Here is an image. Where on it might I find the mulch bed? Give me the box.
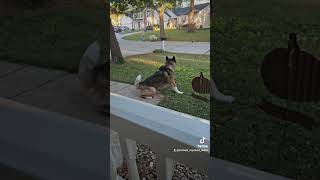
[117,144,208,180]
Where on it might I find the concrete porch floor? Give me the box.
[110,81,162,105]
[0,61,161,125]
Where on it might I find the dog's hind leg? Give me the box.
[141,87,156,99]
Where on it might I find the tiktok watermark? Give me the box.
[173,137,209,153]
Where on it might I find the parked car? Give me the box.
[113,26,121,33]
[119,26,129,31]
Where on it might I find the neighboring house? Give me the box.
[130,8,177,30]
[172,2,210,28]
[165,10,178,29]
[111,14,133,28]
[130,10,144,30]
[119,15,133,28]
[128,2,210,30]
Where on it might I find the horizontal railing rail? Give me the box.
[0,95,292,180]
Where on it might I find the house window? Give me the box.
[146,10,151,17]
[182,16,186,23]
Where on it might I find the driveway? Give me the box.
[116,32,210,57]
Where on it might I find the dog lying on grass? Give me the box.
[134,56,183,98]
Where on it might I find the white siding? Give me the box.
[120,16,133,28]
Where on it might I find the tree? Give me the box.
[110,2,125,63]
[144,9,147,28]
[188,0,195,32]
[110,13,123,26]
[156,2,167,40]
[177,0,183,7]
[109,17,124,64]
[153,0,176,51]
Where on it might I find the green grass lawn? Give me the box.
[111,52,210,120]
[0,1,106,72]
[123,28,210,42]
[212,0,320,179]
[119,29,141,35]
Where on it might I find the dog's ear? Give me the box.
[172,56,176,63]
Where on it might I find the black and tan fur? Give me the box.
[135,56,183,98]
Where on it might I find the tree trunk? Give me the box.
[158,4,166,40]
[143,9,147,28]
[188,0,195,32]
[110,23,124,64]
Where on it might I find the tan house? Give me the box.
[172,3,210,28]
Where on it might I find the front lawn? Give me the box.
[111,52,210,120]
[119,29,141,35]
[123,28,210,42]
[212,0,320,179]
[0,1,106,72]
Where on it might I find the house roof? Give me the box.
[172,3,210,16]
[165,10,177,18]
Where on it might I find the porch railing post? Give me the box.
[120,137,139,180]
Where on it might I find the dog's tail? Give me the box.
[134,74,142,88]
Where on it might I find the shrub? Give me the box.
[149,34,158,41]
[153,49,166,53]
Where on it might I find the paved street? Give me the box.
[116,32,210,57]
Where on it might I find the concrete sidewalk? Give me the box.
[0,61,160,125]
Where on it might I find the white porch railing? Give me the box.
[110,93,210,180]
[110,93,292,180]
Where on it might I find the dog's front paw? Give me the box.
[178,91,183,94]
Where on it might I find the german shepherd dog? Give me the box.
[134,56,183,98]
